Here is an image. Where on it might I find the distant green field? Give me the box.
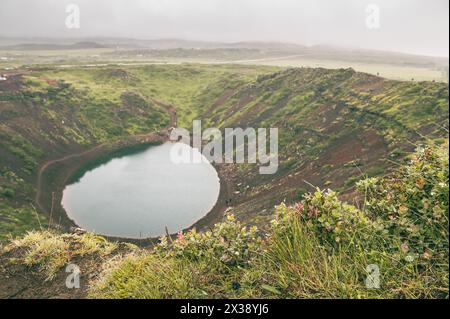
[1,47,447,83]
[247,57,448,82]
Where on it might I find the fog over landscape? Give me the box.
[0,0,448,57]
[0,0,449,301]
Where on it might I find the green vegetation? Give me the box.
[201,67,448,220]
[0,204,45,241]
[0,64,277,238]
[89,142,449,298]
[7,230,118,280]
[0,65,448,241]
[2,142,447,298]
[36,64,277,128]
[1,42,447,82]
[0,61,448,299]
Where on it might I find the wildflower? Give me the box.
[400,243,409,253]
[158,236,169,248]
[294,202,304,213]
[398,205,408,215]
[177,231,184,242]
[415,178,425,189]
[226,214,236,222]
[308,207,321,218]
[423,251,432,260]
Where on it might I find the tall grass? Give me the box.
[3,142,447,298]
[88,142,448,299]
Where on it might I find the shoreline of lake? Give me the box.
[61,142,221,239]
[35,131,232,245]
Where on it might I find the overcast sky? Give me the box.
[0,0,448,57]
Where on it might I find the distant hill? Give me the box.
[0,37,447,64]
[0,37,447,82]
[0,41,109,51]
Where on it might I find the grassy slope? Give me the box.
[0,63,448,298]
[0,65,448,239]
[1,142,447,298]
[0,73,168,239]
[0,64,276,239]
[36,64,278,128]
[200,68,448,224]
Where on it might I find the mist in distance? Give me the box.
[0,0,448,57]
